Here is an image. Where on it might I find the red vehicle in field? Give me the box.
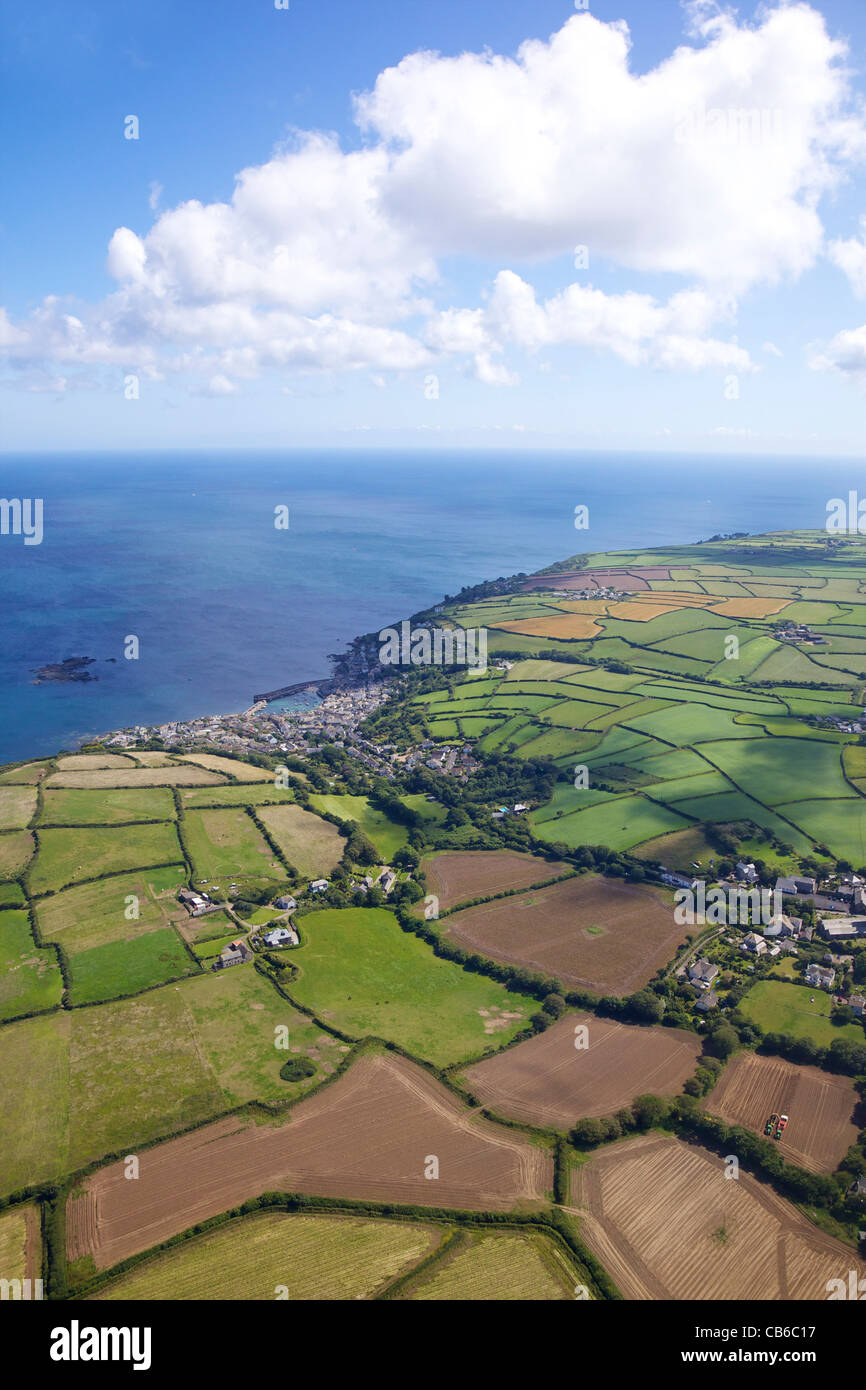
[775,1114,789,1140]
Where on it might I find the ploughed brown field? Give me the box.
[520,569,669,592]
[462,1013,702,1129]
[442,874,683,995]
[570,1133,866,1301]
[704,1052,861,1175]
[66,1051,551,1272]
[421,850,570,914]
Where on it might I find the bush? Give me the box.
[279,1057,317,1082]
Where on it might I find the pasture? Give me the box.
[289,907,536,1065]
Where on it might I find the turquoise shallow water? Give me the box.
[0,448,845,763]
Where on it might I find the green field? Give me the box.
[0,908,63,1020]
[181,783,297,809]
[94,1212,437,1300]
[39,787,175,826]
[699,738,851,807]
[738,981,864,1047]
[36,867,188,953]
[531,793,690,851]
[0,966,334,1196]
[28,822,183,895]
[288,907,536,1066]
[306,794,413,861]
[183,808,286,884]
[66,928,198,1005]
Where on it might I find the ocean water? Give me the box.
[0,449,849,764]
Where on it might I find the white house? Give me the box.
[309,879,329,894]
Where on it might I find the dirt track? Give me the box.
[704,1052,861,1174]
[463,1013,701,1129]
[67,1051,552,1272]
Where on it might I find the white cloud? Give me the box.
[428,270,755,378]
[828,217,866,298]
[2,5,864,391]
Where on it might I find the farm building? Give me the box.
[309,879,329,894]
[736,862,759,884]
[849,995,866,1018]
[274,896,297,912]
[178,887,213,918]
[820,917,866,941]
[695,990,719,1013]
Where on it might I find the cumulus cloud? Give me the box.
[428,270,755,379]
[2,4,864,391]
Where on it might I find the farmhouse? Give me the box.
[378,869,397,893]
[213,939,253,971]
[688,959,719,990]
[736,862,759,884]
[309,879,329,894]
[848,994,866,1017]
[274,896,297,912]
[263,926,299,947]
[741,932,767,956]
[805,963,836,991]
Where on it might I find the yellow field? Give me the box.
[0,831,35,876]
[178,755,272,782]
[405,1229,579,1301]
[92,1213,438,1301]
[493,615,603,640]
[0,1203,38,1284]
[45,768,226,789]
[54,754,137,770]
[0,785,37,830]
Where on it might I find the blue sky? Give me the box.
[5,0,866,453]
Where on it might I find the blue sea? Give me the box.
[0,449,851,764]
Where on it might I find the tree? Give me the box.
[542,992,567,1019]
[569,1117,607,1147]
[625,990,664,1024]
[632,1094,670,1129]
[705,1024,738,1059]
